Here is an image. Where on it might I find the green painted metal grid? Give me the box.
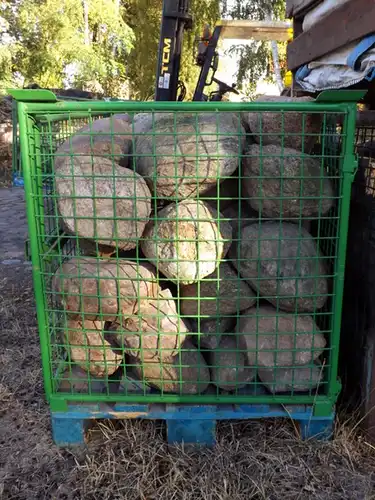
[11,92,108,179]
[14,93,360,412]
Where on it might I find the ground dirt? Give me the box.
[1,187,375,499]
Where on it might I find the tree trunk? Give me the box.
[83,0,90,46]
[113,0,121,56]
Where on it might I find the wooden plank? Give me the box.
[218,20,292,42]
[286,0,322,18]
[287,0,375,70]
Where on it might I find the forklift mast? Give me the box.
[155,0,192,101]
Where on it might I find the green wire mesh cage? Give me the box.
[11,91,125,184]
[14,91,360,411]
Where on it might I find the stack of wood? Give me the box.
[54,97,333,395]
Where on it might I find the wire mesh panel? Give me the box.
[16,95,358,409]
[11,94,105,183]
[341,115,375,430]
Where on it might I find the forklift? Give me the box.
[154,0,292,102]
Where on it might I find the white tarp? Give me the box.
[302,0,351,32]
[295,35,375,92]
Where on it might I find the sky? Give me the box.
[214,0,280,99]
[215,37,280,100]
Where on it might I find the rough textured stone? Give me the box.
[231,222,328,312]
[55,116,132,168]
[132,340,210,394]
[110,288,189,361]
[238,305,326,368]
[190,316,235,350]
[66,319,122,376]
[180,262,256,317]
[243,144,334,218]
[55,156,152,250]
[52,257,160,321]
[141,200,232,285]
[134,112,244,199]
[209,335,256,391]
[245,95,322,152]
[259,365,323,393]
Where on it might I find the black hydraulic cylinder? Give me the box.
[193,25,222,101]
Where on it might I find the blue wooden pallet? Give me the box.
[51,402,335,447]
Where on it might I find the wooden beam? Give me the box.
[287,0,375,71]
[286,0,322,19]
[218,20,293,42]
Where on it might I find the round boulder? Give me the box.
[55,156,152,250]
[110,289,189,361]
[55,116,132,168]
[209,335,256,391]
[245,95,322,152]
[238,305,326,368]
[134,112,244,199]
[132,340,210,394]
[141,200,232,285]
[243,144,334,218]
[231,222,328,312]
[180,261,256,317]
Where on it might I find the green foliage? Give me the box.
[122,0,161,100]
[223,0,285,21]
[0,15,18,89]
[124,0,220,100]
[0,0,134,95]
[223,0,287,97]
[73,0,134,96]
[229,42,272,97]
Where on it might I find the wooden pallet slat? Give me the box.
[287,0,375,71]
[50,403,335,447]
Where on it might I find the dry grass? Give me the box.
[1,265,375,500]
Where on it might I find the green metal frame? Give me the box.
[11,90,105,179]
[12,89,363,413]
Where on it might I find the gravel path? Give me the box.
[0,187,29,263]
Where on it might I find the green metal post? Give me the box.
[17,102,53,402]
[325,100,359,405]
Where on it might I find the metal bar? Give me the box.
[11,100,19,175]
[21,100,352,114]
[49,393,333,406]
[193,26,222,102]
[155,0,192,101]
[17,103,53,402]
[327,100,358,400]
